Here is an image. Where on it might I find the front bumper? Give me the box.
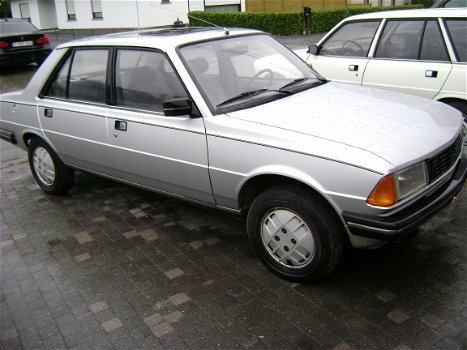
[343,157,466,241]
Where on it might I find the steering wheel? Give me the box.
[243,68,274,90]
[342,41,364,56]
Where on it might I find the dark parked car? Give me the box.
[0,18,52,68]
[432,0,466,7]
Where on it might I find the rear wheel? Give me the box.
[247,184,345,282]
[28,137,74,195]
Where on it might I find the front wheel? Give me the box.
[28,137,74,195]
[247,185,345,283]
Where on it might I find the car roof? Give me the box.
[57,26,262,51]
[343,8,466,21]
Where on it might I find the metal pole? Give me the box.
[135,0,141,29]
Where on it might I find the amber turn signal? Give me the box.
[367,175,396,207]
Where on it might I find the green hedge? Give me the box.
[411,0,435,8]
[189,5,423,35]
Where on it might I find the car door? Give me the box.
[362,19,452,99]
[308,20,381,84]
[106,48,214,204]
[39,48,114,174]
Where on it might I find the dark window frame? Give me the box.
[317,19,382,58]
[374,18,450,62]
[443,18,467,62]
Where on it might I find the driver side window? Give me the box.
[320,21,380,57]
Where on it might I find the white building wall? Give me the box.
[12,0,245,30]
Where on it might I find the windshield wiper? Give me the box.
[279,77,326,91]
[216,89,289,108]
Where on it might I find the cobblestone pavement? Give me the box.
[1,37,466,350]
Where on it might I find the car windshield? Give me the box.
[179,34,321,111]
[0,21,38,34]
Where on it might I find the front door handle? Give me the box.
[425,70,438,78]
[114,120,127,131]
[348,64,359,72]
[44,108,53,118]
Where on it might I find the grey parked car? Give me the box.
[1,27,465,282]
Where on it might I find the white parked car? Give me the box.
[1,27,466,282]
[296,9,467,114]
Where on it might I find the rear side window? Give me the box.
[44,48,109,104]
[376,20,449,61]
[446,19,467,62]
[376,20,424,60]
[319,21,380,57]
[420,21,449,61]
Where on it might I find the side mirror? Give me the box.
[163,98,196,117]
[308,44,319,55]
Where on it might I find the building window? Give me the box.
[19,3,31,20]
[205,4,240,12]
[91,0,103,19]
[66,0,76,20]
[161,0,171,4]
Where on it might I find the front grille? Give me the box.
[427,133,462,182]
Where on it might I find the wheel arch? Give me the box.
[238,172,342,224]
[436,97,467,115]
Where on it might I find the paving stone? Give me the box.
[89,301,109,314]
[123,230,139,239]
[204,237,221,246]
[139,229,158,241]
[0,328,18,342]
[394,344,411,350]
[144,313,163,327]
[375,289,397,303]
[150,322,174,338]
[164,268,184,280]
[169,292,191,306]
[101,318,123,333]
[421,313,444,329]
[74,253,92,263]
[74,231,94,244]
[164,310,184,324]
[387,309,411,324]
[332,342,353,350]
[189,240,204,249]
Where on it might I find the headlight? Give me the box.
[367,162,428,207]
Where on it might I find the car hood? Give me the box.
[226,82,462,168]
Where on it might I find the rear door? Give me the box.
[362,19,452,99]
[308,20,381,84]
[39,48,114,174]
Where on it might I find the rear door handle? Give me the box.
[425,70,438,78]
[114,120,127,131]
[44,108,53,118]
[348,65,359,72]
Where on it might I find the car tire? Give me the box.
[247,184,345,283]
[28,137,74,195]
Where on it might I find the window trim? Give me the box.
[442,17,466,63]
[373,18,451,63]
[110,46,194,115]
[40,47,110,106]
[317,19,382,59]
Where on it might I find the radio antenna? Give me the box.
[187,13,229,35]
[146,3,230,35]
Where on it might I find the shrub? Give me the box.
[188,5,423,35]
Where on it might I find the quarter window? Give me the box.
[44,49,108,104]
[319,21,380,57]
[420,21,449,61]
[446,19,467,62]
[115,50,187,112]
